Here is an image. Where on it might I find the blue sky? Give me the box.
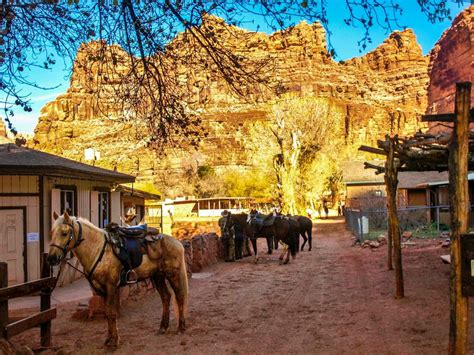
[7,1,472,134]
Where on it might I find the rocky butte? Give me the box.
[30,15,431,194]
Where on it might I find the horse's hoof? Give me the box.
[253,258,259,264]
[105,344,118,352]
[104,337,119,351]
[158,327,168,335]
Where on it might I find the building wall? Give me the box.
[345,184,386,209]
[407,189,427,206]
[0,175,40,281]
[42,176,114,248]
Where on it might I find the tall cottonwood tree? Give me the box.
[247,96,345,214]
[0,0,464,142]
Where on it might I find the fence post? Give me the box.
[437,206,440,234]
[0,262,7,339]
[40,253,52,347]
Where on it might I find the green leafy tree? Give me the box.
[247,95,346,214]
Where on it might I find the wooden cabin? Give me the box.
[0,144,135,285]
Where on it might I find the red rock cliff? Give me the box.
[30,17,430,193]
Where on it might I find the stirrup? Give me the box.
[126,270,138,284]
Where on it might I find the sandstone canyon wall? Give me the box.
[30,16,431,195]
[427,5,473,122]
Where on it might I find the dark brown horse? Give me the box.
[221,213,274,261]
[286,215,313,251]
[247,211,297,264]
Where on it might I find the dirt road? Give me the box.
[12,217,474,354]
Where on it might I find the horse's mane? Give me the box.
[53,215,105,235]
[76,217,106,235]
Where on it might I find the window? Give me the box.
[60,189,75,216]
[374,190,383,197]
[98,192,109,228]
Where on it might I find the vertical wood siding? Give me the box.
[0,195,40,281]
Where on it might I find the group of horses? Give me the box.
[46,209,313,349]
[221,209,313,264]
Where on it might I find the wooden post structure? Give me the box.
[448,82,471,355]
[384,135,404,298]
[0,263,7,339]
[387,226,393,270]
[40,253,52,347]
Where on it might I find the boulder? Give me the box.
[369,241,380,248]
[377,234,388,245]
[402,231,413,239]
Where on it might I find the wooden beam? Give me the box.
[40,253,52,347]
[0,263,7,339]
[448,82,471,354]
[358,145,387,156]
[363,162,385,174]
[422,108,474,122]
[5,308,56,338]
[0,277,56,300]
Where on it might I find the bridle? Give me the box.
[50,219,84,262]
[50,218,108,296]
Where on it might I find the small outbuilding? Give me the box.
[0,143,135,285]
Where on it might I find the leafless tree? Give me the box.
[0,0,464,144]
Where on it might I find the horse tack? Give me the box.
[48,213,189,348]
[105,223,164,286]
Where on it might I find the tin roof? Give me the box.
[0,144,135,183]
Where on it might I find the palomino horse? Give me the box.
[246,211,298,264]
[47,212,188,349]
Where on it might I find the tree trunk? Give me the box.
[384,135,404,298]
[387,227,393,270]
[448,82,471,355]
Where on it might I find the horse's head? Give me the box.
[47,211,83,266]
[246,210,259,228]
[247,209,258,223]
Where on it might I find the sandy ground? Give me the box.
[10,217,474,354]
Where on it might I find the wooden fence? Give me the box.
[0,253,56,348]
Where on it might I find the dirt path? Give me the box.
[12,218,474,354]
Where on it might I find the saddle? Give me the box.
[251,213,276,228]
[105,223,163,286]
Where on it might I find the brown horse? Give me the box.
[247,211,297,264]
[220,213,274,263]
[47,212,188,349]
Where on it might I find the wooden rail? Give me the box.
[0,253,56,348]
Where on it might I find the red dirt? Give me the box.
[10,218,474,354]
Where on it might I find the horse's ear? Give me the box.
[52,211,59,221]
[63,211,70,222]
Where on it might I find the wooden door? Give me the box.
[0,209,25,285]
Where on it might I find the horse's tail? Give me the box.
[170,246,189,321]
[179,249,189,316]
[290,230,298,257]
